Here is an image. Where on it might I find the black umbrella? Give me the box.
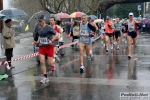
[0,13,5,20]
[88,15,98,21]
[27,11,60,32]
[0,8,27,19]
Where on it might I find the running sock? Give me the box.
[44,74,47,78]
[81,63,83,66]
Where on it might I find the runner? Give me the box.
[126,12,140,58]
[121,18,128,43]
[114,18,122,50]
[112,19,116,45]
[56,20,63,42]
[105,17,114,52]
[88,17,98,57]
[79,15,95,72]
[32,15,58,84]
[49,17,62,63]
[100,21,106,47]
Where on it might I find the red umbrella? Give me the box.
[55,12,71,19]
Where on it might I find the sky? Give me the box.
[3,0,9,9]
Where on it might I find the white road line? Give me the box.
[13,76,150,87]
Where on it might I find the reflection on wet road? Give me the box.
[1,33,150,100]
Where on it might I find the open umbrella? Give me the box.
[94,19,104,23]
[0,13,5,20]
[88,15,98,20]
[55,12,71,19]
[70,12,87,18]
[0,8,27,19]
[27,11,59,32]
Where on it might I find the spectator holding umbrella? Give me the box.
[2,19,15,68]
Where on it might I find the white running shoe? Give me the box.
[90,53,93,58]
[80,65,84,72]
[106,48,109,52]
[110,45,113,50]
[117,46,120,50]
[40,77,49,84]
[103,44,105,47]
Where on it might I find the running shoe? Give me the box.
[90,53,93,58]
[51,66,55,71]
[117,46,120,50]
[103,44,105,47]
[88,56,92,61]
[128,55,132,59]
[40,77,49,84]
[106,48,109,52]
[54,55,60,63]
[110,45,113,50]
[80,65,84,72]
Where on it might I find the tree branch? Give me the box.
[83,0,92,11]
[63,0,69,13]
[57,0,64,13]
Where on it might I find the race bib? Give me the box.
[40,37,48,44]
[80,30,87,35]
[129,28,134,32]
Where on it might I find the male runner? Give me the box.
[79,15,95,72]
[32,15,58,84]
[49,17,62,63]
[88,17,98,57]
[126,12,140,58]
[114,18,122,50]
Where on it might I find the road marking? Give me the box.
[12,76,150,87]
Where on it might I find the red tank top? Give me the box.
[54,25,59,33]
[53,25,59,41]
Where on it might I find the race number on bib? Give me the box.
[40,37,48,44]
[129,28,134,32]
[80,30,87,35]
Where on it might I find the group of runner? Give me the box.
[32,12,141,84]
[100,12,140,59]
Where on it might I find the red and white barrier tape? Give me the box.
[11,52,39,62]
[0,61,10,69]
[58,41,78,49]
[0,36,100,69]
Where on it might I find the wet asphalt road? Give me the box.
[1,32,150,100]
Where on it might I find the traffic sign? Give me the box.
[138,5,141,10]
